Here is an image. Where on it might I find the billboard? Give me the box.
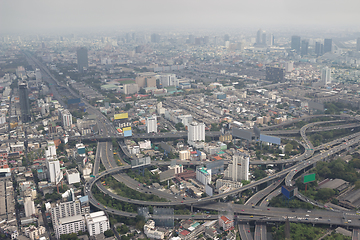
[68,98,81,105]
[131,156,151,168]
[281,186,297,200]
[232,128,252,141]
[260,134,281,145]
[123,127,131,132]
[124,130,132,137]
[114,113,128,120]
[303,173,316,184]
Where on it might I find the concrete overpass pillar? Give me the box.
[191,204,193,213]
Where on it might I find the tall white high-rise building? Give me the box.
[321,67,331,85]
[61,109,73,128]
[24,197,36,217]
[188,122,205,142]
[146,115,157,133]
[224,153,249,181]
[159,74,178,87]
[285,61,294,73]
[35,68,42,86]
[84,211,110,236]
[47,160,62,184]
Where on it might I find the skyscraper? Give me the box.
[19,82,31,123]
[301,40,309,56]
[77,47,88,73]
[256,29,262,45]
[266,66,285,83]
[291,36,301,52]
[321,67,331,85]
[324,39,332,53]
[188,122,205,142]
[315,42,324,56]
[151,33,160,43]
[262,31,267,46]
[357,38,360,51]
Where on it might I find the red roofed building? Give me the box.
[179,230,190,236]
[219,216,234,231]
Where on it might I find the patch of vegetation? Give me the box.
[271,222,327,240]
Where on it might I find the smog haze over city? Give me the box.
[2,1,360,240]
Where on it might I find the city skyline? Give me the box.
[1,0,360,34]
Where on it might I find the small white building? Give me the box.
[144,219,165,239]
[54,215,86,239]
[24,197,36,217]
[24,225,46,240]
[66,169,80,184]
[84,211,110,236]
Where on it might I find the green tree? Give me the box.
[104,229,114,237]
[285,143,293,153]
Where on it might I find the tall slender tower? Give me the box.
[77,47,88,73]
[19,82,31,123]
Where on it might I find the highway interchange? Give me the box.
[27,53,360,239]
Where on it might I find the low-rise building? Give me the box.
[84,211,110,236]
[66,169,80,184]
[219,216,234,231]
[54,215,85,239]
[144,219,165,239]
[24,225,46,240]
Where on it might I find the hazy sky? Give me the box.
[1,0,360,34]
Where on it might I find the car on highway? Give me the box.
[97,203,100,205]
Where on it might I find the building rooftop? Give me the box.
[58,215,84,225]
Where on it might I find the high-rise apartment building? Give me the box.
[47,160,62,184]
[151,33,161,43]
[61,109,73,128]
[77,47,88,73]
[324,39,332,53]
[51,200,82,226]
[84,211,110,236]
[357,38,360,52]
[19,82,31,123]
[291,36,301,52]
[224,153,249,181]
[321,67,331,85]
[146,115,157,133]
[188,122,205,142]
[54,215,85,239]
[45,140,57,159]
[256,29,262,45]
[35,68,41,86]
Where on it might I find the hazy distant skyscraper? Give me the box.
[256,29,263,45]
[315,42,324,56]
[224,34,230,42]
[268,33,274,46]
[357,38,360,52]
[324,39,332,53]
[301,40,309,56]
[19,82,31,123]
[262,32,267,46]
[291,36,301,52]
[151,33,160,43]
[77,47,88,73]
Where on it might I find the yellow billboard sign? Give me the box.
[114,113,128,120]
[123,127,131,132]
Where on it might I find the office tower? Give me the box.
[151,33,160,43]
[47,160,62,184]
[61,109,73,128]
[256,29,263,45]
[146,115,157,133]
[301,40,309,56]
[284,61,294,73]
[262,31,267,46]
[24,197,36,217]
[224,153,249,181]
[324,39,332,53]
[84,211,110,236]
[18,82,31,123]
[268,33,274,46]
[35,68,41,86]
[357,38,360,51]
[265,66,285,82]
[77,47,88,73]
[291,36,301,52]
[224,34,230,42]
[315,42,324,56]
[124,83,139,95]
[188,122,205,142]
[321,67,331,85]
